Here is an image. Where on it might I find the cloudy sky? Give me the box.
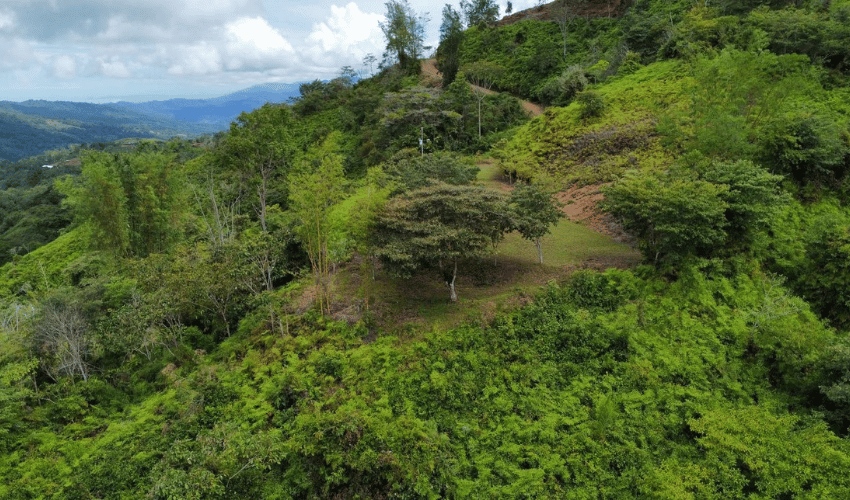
[0,0,538,103]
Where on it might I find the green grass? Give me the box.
[349,216,637,333]
[329,160,641,333]
[495,60,687,185]
[498,219,635,267]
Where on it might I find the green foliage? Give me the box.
[373,183,513,300]
[7,3,850,496]
[602,169,729,265]
[759,110,849,186]
[691,406,850,497]
[437,4,465,86]
[796,209,850,329]
[380,0,428,74]
[211,103,300,229]
[575,89,605,119]
[701,159,785,248]
[57,150,186,257]
[290,133,347,313]
[537,64,588,106]
[496,60,685,185]
[376,80,527,156]
[383,149,479,193]
[0,183,72,266]
[509,182,563,263]
[818,335,850,433]
[0,228,88,298]
[461,0,500,27]
[661,48,819,163]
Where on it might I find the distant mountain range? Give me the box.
[0,82,304,162]
[111,82,303,129]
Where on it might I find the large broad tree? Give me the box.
[372,183,513,302]
[601,170,729,265]
[380,0,429,74]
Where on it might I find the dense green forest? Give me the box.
[0,101,226,163]
[2,0,850,497]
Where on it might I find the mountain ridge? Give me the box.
[0,82,306,162]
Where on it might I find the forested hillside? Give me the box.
[0,101,223,162]
[2,0,850,497]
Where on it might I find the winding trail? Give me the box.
[422,59,633,250]
[421,59,544,117]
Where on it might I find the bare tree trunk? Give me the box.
[447,259,458,302]
[478,96,482,137]
[536,238,543,264]
[257,162,272,233]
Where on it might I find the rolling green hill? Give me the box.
[1,1,850,497]
[0,100,219,162]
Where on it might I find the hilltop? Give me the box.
[2,0,850,497]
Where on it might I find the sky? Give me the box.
[0,0,539,103]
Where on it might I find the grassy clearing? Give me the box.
[334,217,637,334]
[323,161,640,333]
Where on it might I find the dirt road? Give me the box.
[421,59,544,117]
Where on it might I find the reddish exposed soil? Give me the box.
[555,183,633,244]
[487,164,633,245]
[497,0,632,27]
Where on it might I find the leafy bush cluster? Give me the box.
[3,265,850,497]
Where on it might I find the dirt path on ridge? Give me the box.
[421,59,544,117]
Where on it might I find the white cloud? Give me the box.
[101,59,131,78]
[0,9,15,31]
[304,3,384,70]
[225,17,293,61]
[52,54,76,79]
[0,38,35,71]
[168,43,223,76]
[307,3,383,51]
[96,16,170,43]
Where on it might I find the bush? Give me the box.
[537,65,587,106]
[576,90,606,119]
[759,111,848,186]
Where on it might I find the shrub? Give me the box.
[576,90,606,119]
[537,65,587,106]
[759,112,848,186]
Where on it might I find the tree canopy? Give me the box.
[380,0,428,74]
[373,183,513,301]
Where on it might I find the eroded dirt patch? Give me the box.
[556,183,633,245]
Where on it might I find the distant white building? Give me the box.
[41,165,54,169]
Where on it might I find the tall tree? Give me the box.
[510,183,564,264]
[437,4,464,86]
[373,183,513,302]
[551,0,586,60]
[213,103,298,233]
[379,0,429,74]
[289,133,347,314]
[461,61,504,137]
[56,150,185,257]
[460,0,500,27]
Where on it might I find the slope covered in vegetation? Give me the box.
[2,0,850,498]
